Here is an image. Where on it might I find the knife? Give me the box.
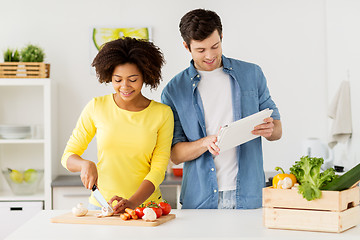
[91,184,114,213]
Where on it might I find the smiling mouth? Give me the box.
[204,59,215,64]
[120,91,134,97]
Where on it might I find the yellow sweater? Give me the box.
[61,94,174,207]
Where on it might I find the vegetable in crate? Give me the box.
[290,156,337,201]
[272,167,297,189]
[321,162,360,191]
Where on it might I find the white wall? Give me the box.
[0,0,340,175]
[326,0,360,170]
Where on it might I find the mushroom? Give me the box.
[101,206,114,217]
[278,177,294,189]
[142,208,157,222]
[72,203,88,217]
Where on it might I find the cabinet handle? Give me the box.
[10,207,23,211]
[63,194,90,198]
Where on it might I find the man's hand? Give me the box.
[252,117,274,138]
[202,135,220,156]
[252,118,282,141]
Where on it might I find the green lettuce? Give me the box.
[290,156,337,201]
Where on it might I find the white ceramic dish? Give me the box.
[0,125,31,139]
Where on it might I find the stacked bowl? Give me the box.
[0,125,31,139]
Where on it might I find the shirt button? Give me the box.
[211,168,215,171]
[193,83,195,87]
[229,67,232,70]
[214,189,217,193]
[197,74,200,78]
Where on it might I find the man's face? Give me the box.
[185,30,223,71]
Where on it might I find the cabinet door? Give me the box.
[52,187,90,210]
[0,201,43,239]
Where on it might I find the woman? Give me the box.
[61,37,174,214]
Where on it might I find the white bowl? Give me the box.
[0,125,31,139]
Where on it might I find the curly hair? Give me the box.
[91,37,165,89]
[179,9,222,50]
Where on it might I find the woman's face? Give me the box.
[112,63,144,103]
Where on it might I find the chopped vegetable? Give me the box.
[290,156,337,201]
[120,208,138,221]
[272,167,297,189]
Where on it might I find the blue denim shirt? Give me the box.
[161,55,280,209]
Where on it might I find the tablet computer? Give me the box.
[215,108,273,153]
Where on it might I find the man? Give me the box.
[161,9,282,209]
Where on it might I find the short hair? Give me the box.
[91,37,165,89]
[179,9,222,50]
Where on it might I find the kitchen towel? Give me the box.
[328,81,352,148]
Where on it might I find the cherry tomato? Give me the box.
[145,201,156,207]
[150,206,163,218]
[144,201,162,218]
[135,205,145,218]
[158,201,171,215]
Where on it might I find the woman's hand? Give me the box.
[109,195,135,214]
[80,160,98,190]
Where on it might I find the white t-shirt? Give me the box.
[197,67,238,191]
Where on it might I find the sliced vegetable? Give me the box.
[320,162,360,191]
[125,208,138,219]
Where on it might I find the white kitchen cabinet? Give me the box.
[0,78,56,210]
[0,200,43,239]
[52,186,90,210]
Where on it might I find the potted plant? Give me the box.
[3,48,20,62]
[20,44,45,62]
[0,44,50,78]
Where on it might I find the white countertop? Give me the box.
[6,209,360,240]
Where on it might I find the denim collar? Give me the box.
[189,55,233,82]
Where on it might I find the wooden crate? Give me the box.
[263,186,360,233]
[0,62,50,78]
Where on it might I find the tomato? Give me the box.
[135,205,145,218]
[145,201,156,207]
[158,201,171,215]
[144,201,162,218]
[150,206,163,218]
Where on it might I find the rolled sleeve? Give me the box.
[161,90,188,146]
[255,65,281,120]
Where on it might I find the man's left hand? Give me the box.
[252,117,274,138]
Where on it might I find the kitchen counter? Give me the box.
[51,173,182,187]
[6,209,360,240]
[51,174,183,209]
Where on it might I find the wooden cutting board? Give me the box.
[51,211,175,227]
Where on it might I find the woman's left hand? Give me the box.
[108,195,135,214]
